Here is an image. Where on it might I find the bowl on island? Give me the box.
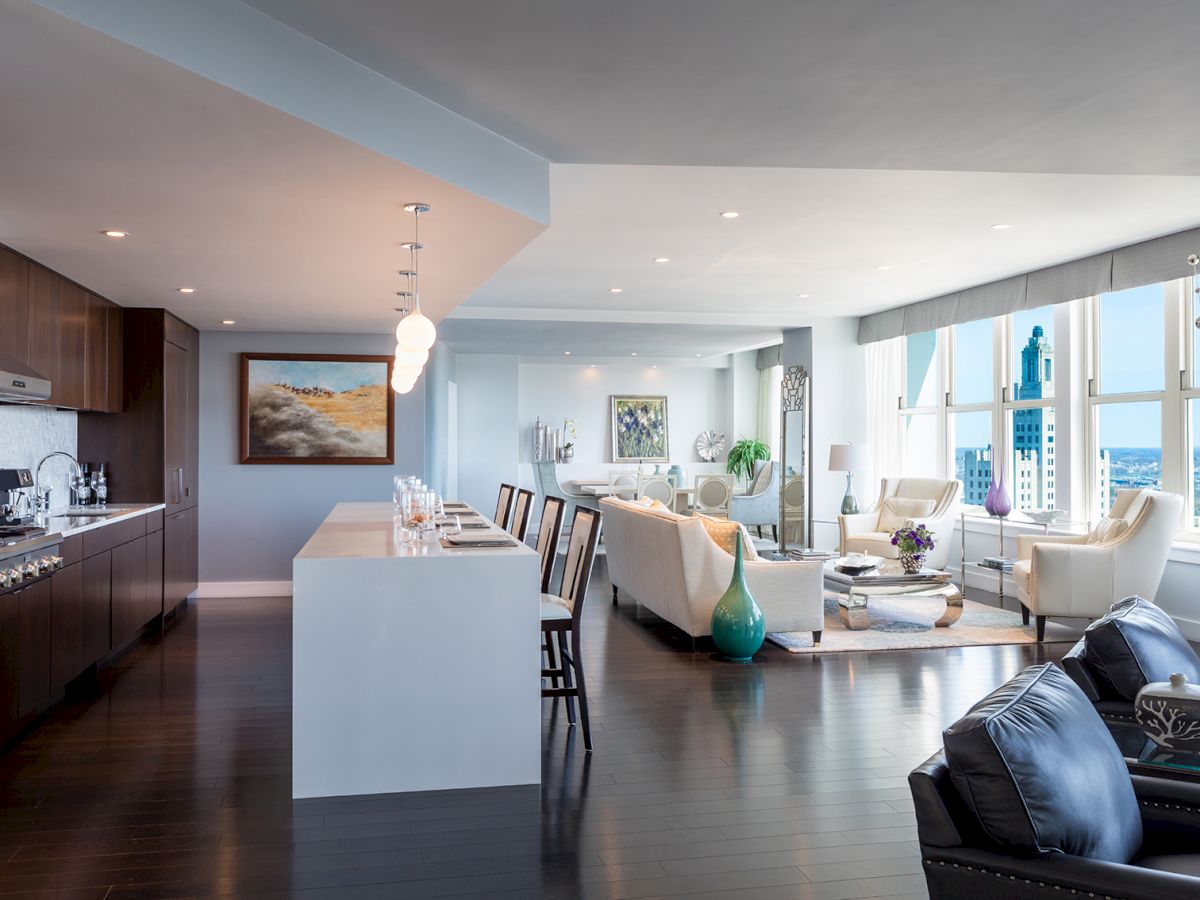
[1024,508,1068,526]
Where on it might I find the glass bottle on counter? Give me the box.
[94,464,108,506]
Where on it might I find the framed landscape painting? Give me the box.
[610,395,669,462]
[239,353,395,464]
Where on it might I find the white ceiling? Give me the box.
[0,0,543,333]
[244,0,1200,174]
[6,0,1200,344]
[438,318,781,361]
[462,165,1200,319]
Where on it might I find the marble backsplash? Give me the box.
[0,406,78,511]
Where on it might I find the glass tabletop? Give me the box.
[1107,721,1200,778]
[822,557,952,585]
[959,507,1088,530]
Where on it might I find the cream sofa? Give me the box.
[838,477,960,570]
[600,496,825,641]
[1014,488,1184,640]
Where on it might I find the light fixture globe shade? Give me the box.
[390,365,421,393]
[395,311,437,351]
[393,346,429,368]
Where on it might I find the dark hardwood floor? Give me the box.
[0,560,1070,899]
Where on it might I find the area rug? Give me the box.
[767,593,1083,654]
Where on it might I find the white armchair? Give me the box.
[1013,489,1184,641]
[838,477,960,570]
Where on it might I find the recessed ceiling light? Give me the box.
[102,230,129,238]
[991,223,1014,230]
[589,364,596,368]
[695,353,702,358]
[720,210,740,219]
[609,287,623,294]
[564,351,571,356]
[653,257,670,263]
[875,265,891,272]
[221,319,236,326]
[631,352,638,357]
[651,365,658,369]
[178,287,196,293]
[797,293,811,299]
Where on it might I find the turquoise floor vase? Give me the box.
[710,531,765,662]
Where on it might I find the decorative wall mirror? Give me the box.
[777,365,813,553]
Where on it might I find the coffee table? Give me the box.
[823,559,962,631]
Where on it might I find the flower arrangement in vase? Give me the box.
[890,523,935,574]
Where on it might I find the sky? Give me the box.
[247,359,387,392]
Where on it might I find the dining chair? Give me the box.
[541,505,602,752]
[535,495,566,593]
[494,483,516,530]
[508,488,535,542]
[693,474,733,517]
[637,474,676,509]
[607,472,639,500]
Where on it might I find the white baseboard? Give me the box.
[196,580,293,598]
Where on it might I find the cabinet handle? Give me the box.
[174,468,184,505]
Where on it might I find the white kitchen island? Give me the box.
[292,502,541,799]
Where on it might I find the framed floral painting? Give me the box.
[610,395,669,462]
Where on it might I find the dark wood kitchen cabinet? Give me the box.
[0,591,19,745]
[79,309,199,616]
[17,580,52,720]
[50,561,84,698]
[0,245,123,413]
[145,527,164,623]
[81,551,111,665]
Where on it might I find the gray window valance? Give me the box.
[756,344,782,370]
[857,225,1200,344]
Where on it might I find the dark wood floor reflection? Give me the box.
[0,561,1069,898]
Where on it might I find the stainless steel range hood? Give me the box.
[0,355,52,402]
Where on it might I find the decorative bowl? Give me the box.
[1024,508,1068,526]
[834,554,881,575]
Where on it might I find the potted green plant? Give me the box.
[726,438,771,485]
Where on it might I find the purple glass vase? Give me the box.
[985,464,1012,518]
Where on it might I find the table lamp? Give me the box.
[828,443,870,515]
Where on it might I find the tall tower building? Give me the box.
[1012,326,1054,510]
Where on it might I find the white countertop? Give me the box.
[295,501,536,561]
[45,503,166,538]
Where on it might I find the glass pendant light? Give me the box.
[395,203,437,353]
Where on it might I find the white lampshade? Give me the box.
[828,442,870,473]
[394,346,429,368]
[395,311,437,351]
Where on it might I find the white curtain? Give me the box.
[866,338,902,485]
[757,364,782,456]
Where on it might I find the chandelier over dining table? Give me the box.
[391,202,437,394]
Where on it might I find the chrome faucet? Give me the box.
[33,451,80,526]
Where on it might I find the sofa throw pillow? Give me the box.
[944,663,1142,863]
[877,497,936,533]
[1081,597,1200,701]
[697,514,759,560]
[1087,517,1128,544]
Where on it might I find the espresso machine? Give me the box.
[0,468,34,526]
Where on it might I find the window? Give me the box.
[1011,308,1054,400]
[952,319,992,404]
[951,410,992,505]
[901,332,941,476]
[1191,398,1200,528]
[903,414,939,477]
[1089,284,1167,515]
[1007,406,1056,512]
[905,331,938,408]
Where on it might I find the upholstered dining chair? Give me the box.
[637,474,676,510]
[507,487,534,542]
[693,474,733,517]
[608,472,638,500]
[534,495,566,592]
[532,461,599,525]
[541,506,603,752]
[494,483,515,530]
[1014,488,1184,641]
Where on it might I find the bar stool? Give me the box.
[535,495,566,592]
[494,483,515,529]
[508,488,534,542]
[541,506,602,752]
